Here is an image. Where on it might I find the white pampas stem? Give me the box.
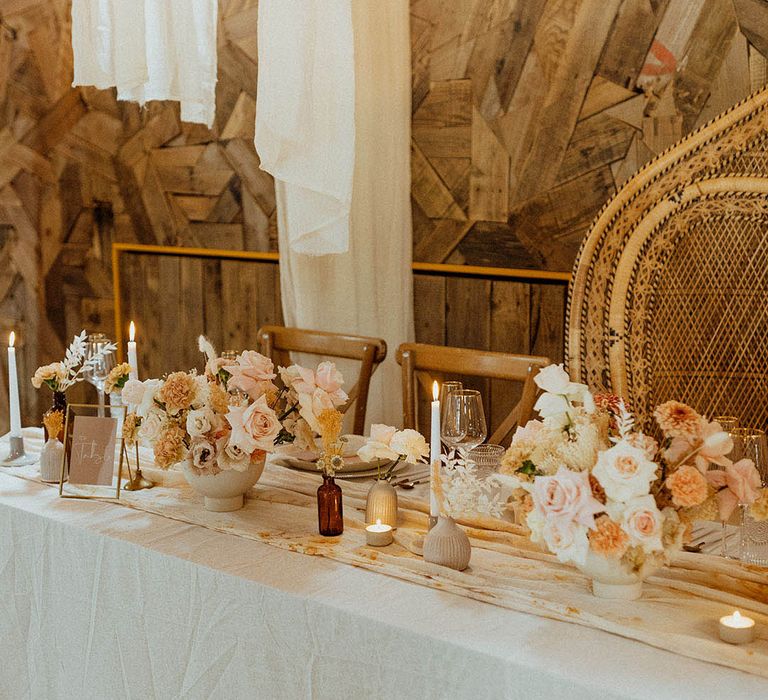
[198,335,217,363]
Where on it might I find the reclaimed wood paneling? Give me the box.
[0,0,766,433]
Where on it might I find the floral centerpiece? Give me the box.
[499,364,762,599]
[120,337,347,512]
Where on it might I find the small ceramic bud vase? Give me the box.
[365,480,398,527]
[423,515,471,571]
[40,438,65,483]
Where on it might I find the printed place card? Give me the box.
[68,415,118,486]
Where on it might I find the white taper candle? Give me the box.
[8,332,21,437]
[430,380,441,519]
[127,321,138,380]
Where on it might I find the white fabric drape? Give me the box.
[255,1,355,256]
[71,0,218,127]
[257,0,414,427]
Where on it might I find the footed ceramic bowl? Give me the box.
[181,458,265,512]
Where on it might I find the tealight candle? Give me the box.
[365,518,393,547]
[719,610,755,644]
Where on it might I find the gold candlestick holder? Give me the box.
[122,442,154,491]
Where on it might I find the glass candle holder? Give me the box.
[469,443,505,479]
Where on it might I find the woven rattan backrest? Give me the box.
[567,86,768,431]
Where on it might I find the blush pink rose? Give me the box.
[708,459,762,521]
[532,467,604,530]
[226,395,281,453]
[227,351,276,399]
[315,361,344,394]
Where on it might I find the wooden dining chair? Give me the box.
[256,325,387,435]
[396,342,551,445]
[567,85,768,431]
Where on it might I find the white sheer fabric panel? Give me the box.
[271,1,414,427]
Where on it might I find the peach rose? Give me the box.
[227,350,276,399]
[226,394,281,453]
[666,465,708,508]
[532,467,604,529]
[615,495,663,552]
[589,516,629,558]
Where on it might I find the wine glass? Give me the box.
[439,380,463,448]
[441,389,487,460]
[83,333,116,416]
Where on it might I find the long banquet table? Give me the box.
[1,431,766,699]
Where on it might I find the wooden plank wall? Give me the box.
[0,0,767,432]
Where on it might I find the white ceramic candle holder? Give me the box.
[1,435,37,467]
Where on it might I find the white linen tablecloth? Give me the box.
[1,471,766,699]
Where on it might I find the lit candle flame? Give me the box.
[433,380,439,401]
[8,331,14,348]
[129,321,135,342]
[734,610,742,621]
[376,518,381,527]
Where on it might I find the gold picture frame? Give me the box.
[59,403,127,500]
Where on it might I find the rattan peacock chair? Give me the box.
[567,86,768,432]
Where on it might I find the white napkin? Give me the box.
[254,0,355,256]
[71,0,217,128]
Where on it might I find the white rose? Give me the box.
[186,407,215,437]
[534,392,570,419]
[138,408,165,443]
[136,379,162,418]
[593,441,658,502]
[610,495,663,553]
[542,519,590,567]
[534,364,571,394]
[390,429,429,463]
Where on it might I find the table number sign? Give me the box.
[59,403,126,499]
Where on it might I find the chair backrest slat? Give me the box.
[396,342,550,445]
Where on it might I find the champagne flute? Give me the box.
[441,389,487,461]
[735,428,768,564]
[83,333,116,417]
[714,416,739,557]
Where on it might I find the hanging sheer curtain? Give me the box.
[71,0,218,127]
[256,1,414,427]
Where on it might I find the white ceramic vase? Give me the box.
[575,550,657,600]
[423,515,471,571]
[181,458,265,512]
[39,438,65,483]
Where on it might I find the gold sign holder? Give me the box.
[59,403,126,500]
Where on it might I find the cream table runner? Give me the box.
[5,429,768,680]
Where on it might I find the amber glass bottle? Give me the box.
[317,474,344,536]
